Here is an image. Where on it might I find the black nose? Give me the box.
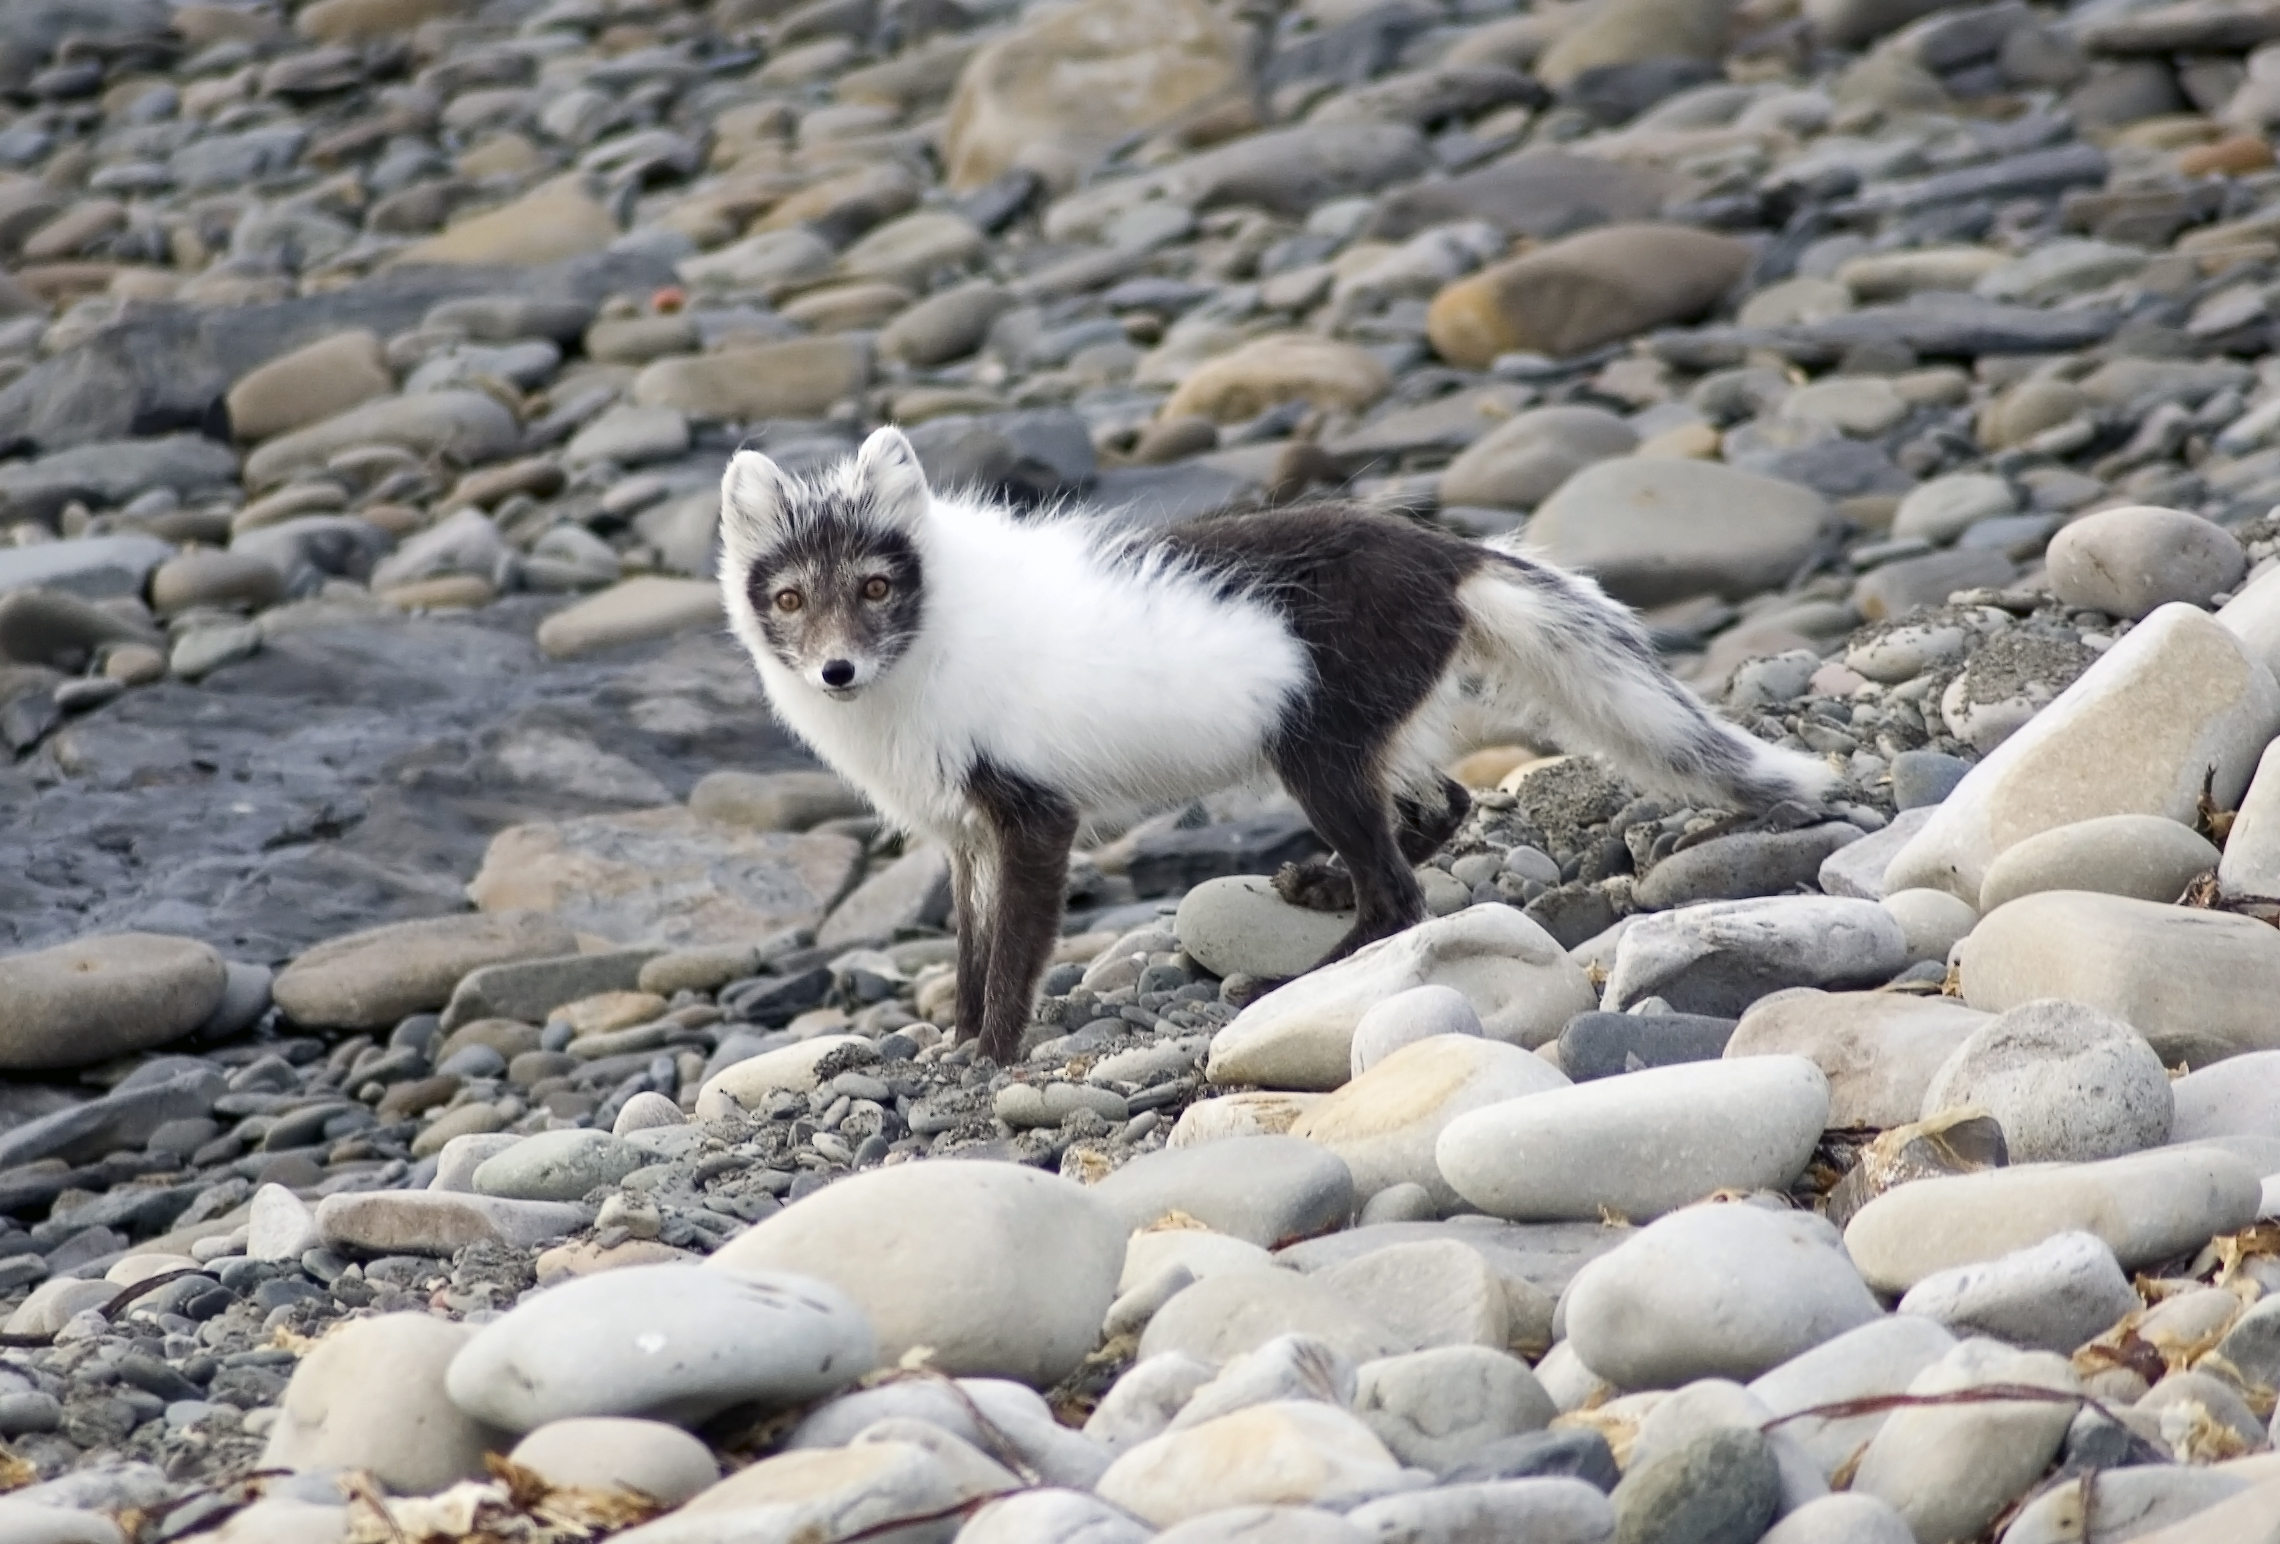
[821,659,855,688]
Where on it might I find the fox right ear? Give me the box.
[720,450,793,554]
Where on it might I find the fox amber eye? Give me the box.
[773,589,803,613]
[861,576,891,602]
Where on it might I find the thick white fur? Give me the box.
[719,439,1309,847]
[720,431,1831,850]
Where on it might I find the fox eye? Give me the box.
[861,576,890,602]
[774,589,803,613]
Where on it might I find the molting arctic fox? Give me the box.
[719,427,1834,1063]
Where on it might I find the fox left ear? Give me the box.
[852,426,930,533]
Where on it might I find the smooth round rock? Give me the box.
[1174,876,1353,982]
[1611,1426,1781,1544]
[1976,814,2218,914]
[1436,405,1638,511]
[0,933,227,1072]
[471,1130,650,1202]
[1290,1035,1567,1208]
[1895,1231,2137,1354]
[271,911,577,1030]
[447,1264,877,1431]
[1095,1400,1406,1527]
[1761,1493,1915,1544]
[2047,504,2247,620]
[1919,998,2173,1162]
[1849,1340,2079,1544]
[2172,1051,2280,1142]
[1348,986,1483,1076]
[707,1161,1123,1387]
[1091,1135,1354,1247]
[262,1313,496,1495]
[1880,889,1977,964]
[1891,473,2016,544]
[507,1418,719,1503]
[1563,1204,1881,1390]
[1436,1056,1830,1222]
[1353,1346,1557,1472]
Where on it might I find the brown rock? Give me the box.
[1536,0,1736,87]
[296,0,470,42]
[149,550,287,616]
[21,201,124,264]
[1160,334,1391,423]
[942,0,1250,191]
[225,329,393,444]
[1426,224,1753,367]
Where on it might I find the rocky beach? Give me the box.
[14,0,2280,1539]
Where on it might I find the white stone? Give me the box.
[1881,888,1976,964]
[1349,986,1482,1076]
[1919,998,2173,1162]
[1843,1147,2263,1294]
[694,1034,873,1118]
[247,1183,320,1263]
[1891,473,2016,544]
[1603,897,1909,1018]
[1977,813,2218,914]
[1086,1355,1217,1455]
[1896,1231,2138,1354]
[1289,1035,1568,1208]
[1562,1203,1881,1390]
[790,1377,1110,1490]
[1122,1229,1276,1293]
[1747,1316,1957,1479]
[1760,1494,1914,1544]
[262,1314,496,1495]
[1884,604,2280,905]
[956,1490,1152,1544]
[2046,504,2246,620]
[1849,1339,2080,1544]
[1436,1056,1829,1222]
[1956,890,2280,1067]
[1140,1269,1405,1366]
[1726,989,1991,1128]
[1625,1379,1828,1516]
[1206,906,1596,1091]
[2173,1051,2280,1142]
[608,1440,1007,1544]
[2221,738,2280,901]
[2002,1467,2253,1544]
[2218,560,2280,681]
[445,1263,876,1431]
[1352,1345,1556,1471]
[1094,1401,1409,1527]
[706,1161,1124,1386]
[1343,1479,1616,1544]
[1314,1240,1509,1352]
[508,1418,719,1505]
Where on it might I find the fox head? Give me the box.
[718,426,930,700]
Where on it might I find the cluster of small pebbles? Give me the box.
[19,0,2280,1538]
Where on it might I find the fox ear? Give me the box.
[720,449,793,557]
[852,426,930,532]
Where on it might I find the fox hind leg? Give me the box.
[1273,749,1426,967]
[1272,775,1469,916]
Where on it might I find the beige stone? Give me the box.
[272,911,577,1030]
[1884,604,2280,905]
[1161,334,1391,424]
[1976,813,2218,913]
[1094,1401,1404,1526]
[942,0,1250,191]
[262,1314,498,1494]
[467,807,864,948]
[631,337,870,421]
[0,933,227,1072]
[535,578,722,660]
[1536,0,1735,87]
[391,188,617,267]
[297,0,468,42]
[1726,989,1991,1128]
[226,330,393,443]
[1956,890,2280,1067]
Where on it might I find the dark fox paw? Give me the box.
[1274,855,1355,913]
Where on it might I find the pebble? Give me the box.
[1348,986,1485,1076]
[1956,890,2280,1067]
[1092,1135,1354,1248]
[1746,1316,1957,1479]
[1848,1339,2081,1544]
[1289,1035,1568,1208]
[1603,897,1909,1017]
[612,1438,1010,1544]
[1919,998,2173,1163]
[1437,406,1639,511]
[0,933,225,1071]
[1352,1346,1556,1472]
[1436,1056,1830,1222]
[534,578,725,660]
[1095,1402,1408,1527]
[314,1190,591,1255]
[225,330,392,443]
[1978,814,2219,913]
[1207,906,1596,1090]
[271,910,577,1030]
[2173,1051,2280,1142]
[708,1162,1123,1386]
[1349,1479,1616,1544]
[1886,604,2280,905]
[1896,1231,2138,1354]
[507,1418,719,1506]
[1880,888,1977,964]
[262,1314,494,1495]
[1760,1494,1914,1544]
[2219,739,2280,901]
[1563,1203,1881,1390]
[1141,1270,1405,1367]
[1173,877,1353,985]
[1843,1147,2263,1294]
[1426,223,1752,367]
[1611,1426,1782,1544]
[471,1130,650,1202]
[1558,1009,1736,1081]
[1527,458,1829,606]
[2001,1468,2255,1544]
[2047,505,2249,620]
[446,1264,875,1431]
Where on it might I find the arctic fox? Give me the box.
[718,427,1833,1063]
